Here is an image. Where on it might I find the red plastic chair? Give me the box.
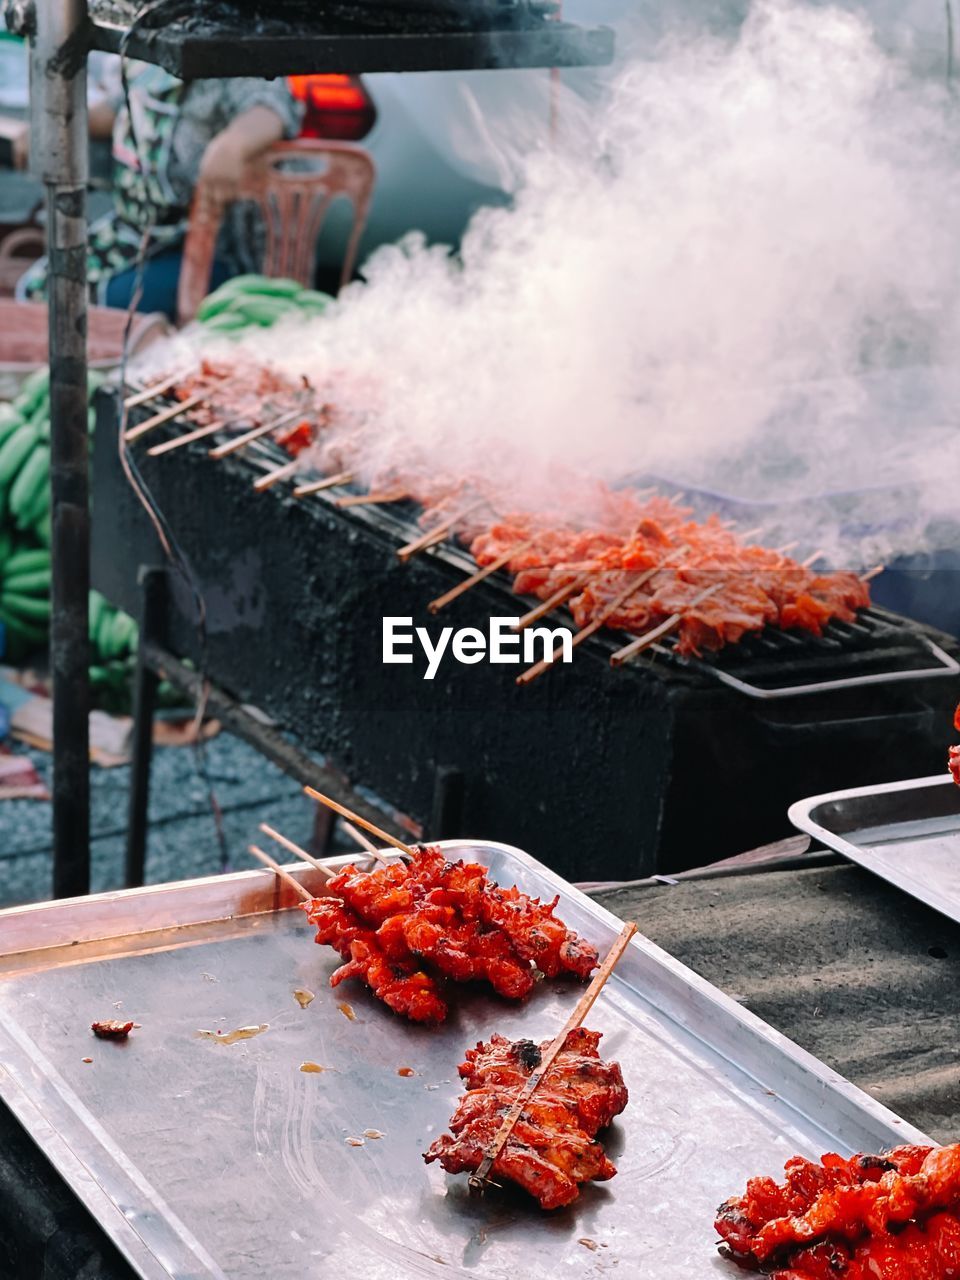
[177,139,376,325]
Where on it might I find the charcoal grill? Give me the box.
[92,389,960,884]
[87,0,614,77]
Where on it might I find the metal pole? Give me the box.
[30,0,92,897]
[126,567,165,887]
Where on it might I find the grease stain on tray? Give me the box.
[345,1136,365,1147]
[293,988,315,1008]
[362,1129,384,1139]
[337,1002,357,1021]
[196,1024,269,1045]
[299,1061,334,1074]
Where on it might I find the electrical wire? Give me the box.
[112,2,230,870]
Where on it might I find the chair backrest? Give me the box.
[177,139,376,326]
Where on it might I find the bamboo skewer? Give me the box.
[208,407,303,460]
[124,387,216,442]
[254,459,298,492]
[335,488,407,509]
[428,538,536,615]
[861,564,885,583]
[516,544,693,685]
[123,367,194,410]
[397,501,483,562]
[610,583,721,667]
[304,786,417,859]
[258,820,387,877]
[738,527,765,542]
[511,571,591,633]
[249,844,313,901]
[801,549,826,569]
[258,823,335,879]
[294,471,353,498]
[516,566,663,687]
[342,820,379,854]
[468,920,638,1196]
[147,419,226,457]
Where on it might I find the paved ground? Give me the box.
[0,734,319,908]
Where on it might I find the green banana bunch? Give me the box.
[0,534,139,669]
[0,370,140,680]
[196,274,333,336]
[0,542,51,658]
[0,368,103,539]
[89,589,138,662]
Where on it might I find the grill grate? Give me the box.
[647,608,960,699]
[138,411,960,701]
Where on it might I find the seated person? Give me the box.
[17,58,302,318]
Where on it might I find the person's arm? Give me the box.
[88,100,116,140]
[196,104,286,208]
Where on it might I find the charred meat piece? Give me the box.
[91,1019,135,1039]
[950,704,960,786]
[424,1028,627,1210]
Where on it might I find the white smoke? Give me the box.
[176,1,960,568]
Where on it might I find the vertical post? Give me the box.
[31,0,91,897]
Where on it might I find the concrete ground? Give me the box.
[0,733,319,908]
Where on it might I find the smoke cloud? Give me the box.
[183,1,960,568]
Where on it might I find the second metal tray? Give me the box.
[0,840,928,1280]
[790,772,960,923]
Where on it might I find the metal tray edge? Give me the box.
[0,837,932,1280]
[788,773,960,925]
[0,1048,212,1280]
[487,839,932,1152]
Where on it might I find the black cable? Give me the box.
[112,4,230,871]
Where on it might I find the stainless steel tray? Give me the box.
[790,772,960,923]
[0,840,928,1280]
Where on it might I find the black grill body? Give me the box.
[93,394,960,881]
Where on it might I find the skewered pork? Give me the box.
[149,360,873,657]
[950,704,960,786]
[716,1143,960,1278]
[301,895,447,1023]
[424,1028,627,1209]
[301,845,599,1021]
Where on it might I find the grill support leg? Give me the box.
[430,766,464,840]
[31,0,92,897]
[126,568,166,888]
[310,805,336,856]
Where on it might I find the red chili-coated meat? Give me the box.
[424,1029,628,1209]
